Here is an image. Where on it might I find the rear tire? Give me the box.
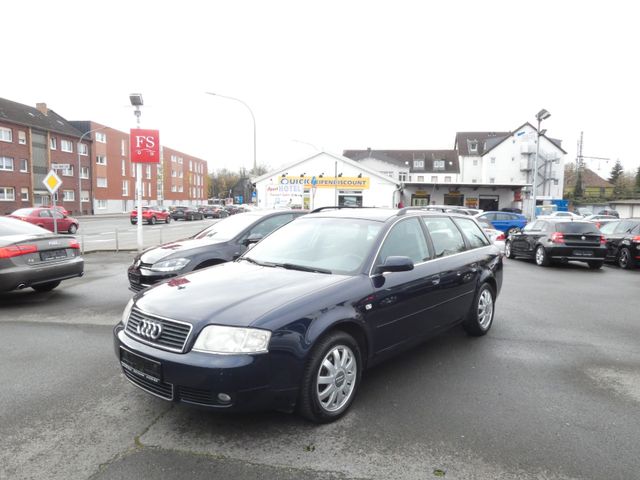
[165,216,171,224]
[32,281,61,292]
[617,247,635,269]
[588,261,603,270]
[462,283,495,336]
[505,241,515,259]
[298,331,362,423]
[535,245,550,266]
[68,224,78,234]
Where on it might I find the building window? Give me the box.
[433,160,445,171]
[78,143,88,155]
[50,137,57,150]
[178,185,183,192]
[554,179,559,186]
[189,160,193,171]
[131,164,135,177]
[62,165,74,176]
[489,178,495,184]
[146,165,151,179]
[0,187,15,201]
[171,170,177,178]
[0,156,14,171]
[171,185,177,192]
[122,180,129,196]
[398,172,408,182]
[468,140,478,153]
[121,159,126,176]
[472,179,478,183]
[20,159,28,172]
[413,160,424,169]
[121,139,126,156]
[431,176,438,183]
[417,175,424,182]
[97,199,107,209]
[21,187,29,201]
[177,157,183,164]
[97,177,108,188]
[18,131,27,145]
[63,190,75,201]
[80,167,89,179]
[445,176,452,183]
[490,157,496,165]
[81,190,89,202]
[0,127,12,142]
[472,159,478,166]
[178,171,183,178]
[96,132,107,143]
[61,140,73,152]
[96,155,107,165]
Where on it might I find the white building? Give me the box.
[252,152,399,210]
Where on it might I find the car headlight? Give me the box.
[121,298,134,328]
[193,325,271,354]
[152,258,190,272]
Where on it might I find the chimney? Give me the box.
[36,103,48,116]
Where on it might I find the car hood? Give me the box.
[139,237,229,264]
[134,261,352,329]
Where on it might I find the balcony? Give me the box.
[520,159,531,171]
[520,143,535,154]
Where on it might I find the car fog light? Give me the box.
[218,393,231,403]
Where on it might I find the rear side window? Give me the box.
[377,217,430,265]
[555,223,600,234]
[453,218,490,249]
[599,221,619,234]
[423,217,466,258]
[496,213,514,221]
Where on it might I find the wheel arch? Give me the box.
[307,319,371,370]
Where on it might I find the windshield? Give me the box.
[194,213,266,241]
[244,217,383,274]
[555,223,600,234]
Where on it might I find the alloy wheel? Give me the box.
[478,288,494,329]
[618,248,630,269]
[316,345,357,413]
[535,246,546,265]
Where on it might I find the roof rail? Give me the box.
[309,206,372,214]
[396,206,445,216]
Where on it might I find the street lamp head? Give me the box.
[129,93,143,107]
[536,109,551,121]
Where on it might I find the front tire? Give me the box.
[617,247,635,269]
[535,245,550,266]
[165,216,171,224]
[32,281,61,292]
[505,241,515,259]
[463,283,495,336]
[298,331,362,423]
[68,223,78,234]
[149,216,157,225]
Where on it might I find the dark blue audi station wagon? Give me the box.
[114,207,503,423]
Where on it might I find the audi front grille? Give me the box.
[123,369,174,400]
[125,307,192,353]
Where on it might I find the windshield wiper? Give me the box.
[275,263,332,274]
[239,256,273,267]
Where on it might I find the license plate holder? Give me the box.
[40,249,67,261]
[573,250,593,257]
[120,348,162,383]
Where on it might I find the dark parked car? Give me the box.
[170,206,204,221]
[201,206,229,219]
[115,208,502,422]
[583,214,619,229]
[505,219,606,268]
[0,216,83,292]
[599,219,640,269]
[130,205,171,225]
[127,210,305,291]
[597,208,619,218]
[9,207,79,234]
[475,211,527,237]
[500,207,523,214]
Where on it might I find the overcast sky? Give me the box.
[4,1,639,177]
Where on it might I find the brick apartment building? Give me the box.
[0,97,208,215]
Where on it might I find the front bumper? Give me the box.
[127,265,177,291]
[0,256,84,292]
[113,324,298,412]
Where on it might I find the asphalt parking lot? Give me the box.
[1,253,639,480]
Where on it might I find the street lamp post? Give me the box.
[531,108,551,220]
[130,93,144,253]
[205,92,256,172]
[77,126,107,216]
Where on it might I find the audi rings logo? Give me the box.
[136,320,163,340]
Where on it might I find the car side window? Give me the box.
[248,214,294,238]
[482,213,496,221]
[453,218,490,249]
[614,220,634,234]
[39,210,52,218]
[423,217,466,258]
[598,222,618,235]
[376,218,430,265]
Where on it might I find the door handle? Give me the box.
[470,263,478,272]
[431,276,440,285]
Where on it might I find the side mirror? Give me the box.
[241,233,263,247]
[373,256,414,275]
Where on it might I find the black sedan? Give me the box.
[170,206,203,221]
[505,219,606,268]
[201,206,229,219]
[127,210,305,291]
[114,208,502,422]
[599,218,640,269]
[0,216,84,292]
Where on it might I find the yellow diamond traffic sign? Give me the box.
[43,170,63,194]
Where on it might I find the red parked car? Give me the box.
[130,206,171,225]
[8,208,79,234]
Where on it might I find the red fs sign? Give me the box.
[130,129,160,163]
